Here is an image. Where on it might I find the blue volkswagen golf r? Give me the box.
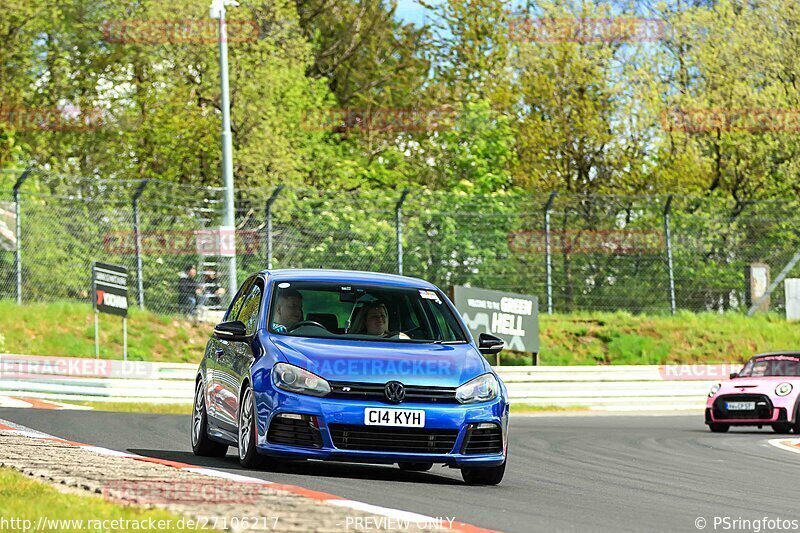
[191,269,509,485]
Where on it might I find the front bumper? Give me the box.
[705,392,796,425]
[705,407,787,425]
[252,389,508,467]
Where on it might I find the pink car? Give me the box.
[706,352,800,433]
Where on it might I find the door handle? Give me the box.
[214,348,224,357]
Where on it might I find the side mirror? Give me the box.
[214,320,247,339]
[729,372,738,380]
[478,333,504,355]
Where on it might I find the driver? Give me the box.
[271,289,303,332]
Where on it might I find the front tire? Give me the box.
[461,460,506,485]
[791,404,800,434]
[238,384,265,469]
[708,423,730,433]
[772,423,793,434]
[191,379,228,457]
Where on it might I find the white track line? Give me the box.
[0,396,32,408]
[0,396,93,410]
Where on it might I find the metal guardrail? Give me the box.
[497,365,736,410]
[0,355,735,410]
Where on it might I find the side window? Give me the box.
[224,278,254,322]
[236,280,264,335]
[422,300,459,342]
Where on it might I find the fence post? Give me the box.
[395,189,410,275]
[265,185,284,270]
[664,195,676,315]
[132,180,149,309]
[544,192,557,315]
[12,169,31,305]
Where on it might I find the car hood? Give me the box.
[269,335,489,387]
[719,377,800,395]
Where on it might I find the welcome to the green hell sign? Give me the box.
[452,285,539,354]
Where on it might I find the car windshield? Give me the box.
[738,355,800,377]
[267,281,467,343]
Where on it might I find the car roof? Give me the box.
[259,269,438,290]
[753,351,800,358]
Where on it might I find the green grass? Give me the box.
[0,467,201,532]
[533,310,800,365]
[0,300,210,363]
[2,302,800,366]
[68,401,193,415]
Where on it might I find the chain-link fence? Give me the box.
[2,168,799,316]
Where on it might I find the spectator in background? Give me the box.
[178,264,204,316]
[204,270,226,308]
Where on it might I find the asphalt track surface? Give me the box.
[2,409,799,533]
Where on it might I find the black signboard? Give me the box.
[452,285,539,354]
[92,262,128,317]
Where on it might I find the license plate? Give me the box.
[364,408,425,427]
[726,401,755,411]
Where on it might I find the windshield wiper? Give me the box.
[431,340,467,344]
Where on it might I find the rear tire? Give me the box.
[772,423,793,434]
[238,384,265,469]
[398,462,433,472]
[191,379,228,457]
[461,460,506,485]
[708,423,730,433]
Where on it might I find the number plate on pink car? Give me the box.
[726,401,755,410]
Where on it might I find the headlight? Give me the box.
[708,383,721,398]
[272,363,331,397]
[456,373,499,404]
[776,383,793,397]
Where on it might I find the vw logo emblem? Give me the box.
[384,381,405,403]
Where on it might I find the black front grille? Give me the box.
[712,394,773,420]
[329,424,458,453]
[462,425,503,454]
[267,416,322,448]
[328,382,458,404]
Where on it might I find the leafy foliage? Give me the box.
[3,0,800,315]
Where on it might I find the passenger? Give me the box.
[272,289,303,332]
[352,301,409,339]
